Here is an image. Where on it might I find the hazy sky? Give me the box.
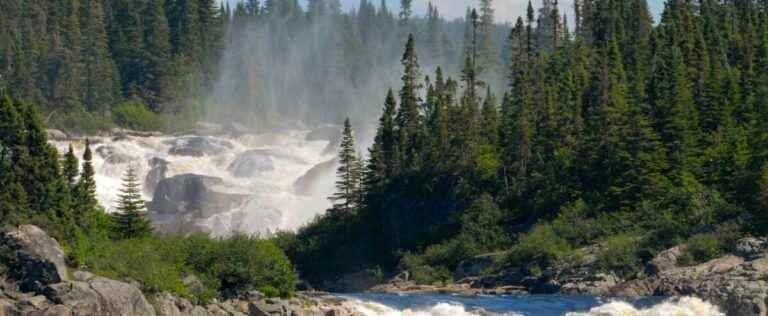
[222,0,666,24]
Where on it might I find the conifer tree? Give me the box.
[330,118,360,213]
[112,164,153,239]
[63,144,79,188]
[75,139,98,215]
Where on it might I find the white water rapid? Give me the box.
[339,296,723,316]
[52,128,337,236]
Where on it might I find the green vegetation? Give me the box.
[0,95,297,301]
[113,102,167,132]
[282,0,768,288]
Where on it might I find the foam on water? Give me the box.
[340,296,722,316]
[51,129,336,236]
[566,297,723,316]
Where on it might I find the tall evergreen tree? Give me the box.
[330,118,361,213]
[112,164,153,239]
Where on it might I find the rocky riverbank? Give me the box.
[361,237,768,316]
[0,225,361,316]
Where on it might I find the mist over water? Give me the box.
[52,129,337,236]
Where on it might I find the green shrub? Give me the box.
[596,234,641,278]
[509,223,571,274]
[259,285,280,298]
[213,234,297,297]
[399,252,453,285]
[678,233,721,266]
[50,110,114,134]
[113,101,165,131]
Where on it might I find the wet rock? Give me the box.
[228,150,275,178]
[293,159,337,196]
[148,174,249,234]
[0,225,69,292]
[647,245,686,275]
[152,293,207,316]
[96,145,136,165]
[167,136,233,157]
[145,158,169,196]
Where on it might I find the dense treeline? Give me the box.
[0,95,297,301]
[283,0,768,286]
[0,0,224,131]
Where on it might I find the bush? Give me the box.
[678,233,721,266]
[399,252,453,285]
[212,234,297,298]
[113,101,165,131]
[50,110,114,134]
[69,232,298,302]
[508,223,571,274]
[596,234,642,278]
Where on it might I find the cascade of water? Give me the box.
[51,129,337,236]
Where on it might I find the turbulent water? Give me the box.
[339,294,724,316]
[52,128,337,236]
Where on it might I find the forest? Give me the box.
[282,0,768,288]
[2,0,768,301]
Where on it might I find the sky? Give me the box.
[223,0,666,24]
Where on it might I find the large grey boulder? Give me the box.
[44,277,156,316]
[166,136,233,157]
[228,150,275,178]
[0,225,69,292]
[647,245,686,275]
[152,293,207,316]
[145,158,169,196]
[736,237,768,260]
[148,174,249,234]
[293,159,337,196]
[95,145,137,165]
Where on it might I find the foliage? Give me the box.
[508,224,571,274]
[678,234,722,267]
[596,234,642,279]
[113,102,166,132]
[111,165,153,239]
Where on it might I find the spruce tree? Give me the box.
[112,164,153,239]
[75,139,99,216]
[329,118,360,213]
[63,144,79,188]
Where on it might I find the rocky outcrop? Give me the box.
[166,136,233,157]
[96,145,137,165]
[228,150,275,178]
[0,225,69,292]
[148,174,250,234]
[145,158,169,196]
[293,159,337,196]
[647,245,686,275]
[609,239,768,316]
[44,276,157,316]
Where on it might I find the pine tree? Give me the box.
[75,139,98,215]
[330,118,361,213]
[112,164,153,239]
[63,144,79,187]
[396,34,422,170]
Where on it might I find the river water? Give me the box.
[338,293,724,316]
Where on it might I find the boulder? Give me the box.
[152,293,207,316]
[647,245,686,275]
[293,159,337,196]
[0,225,69,292]
[228,150,275,178]
[145,158,169,196]
[736,237,768,260]
[96,145,136,165]
[148,174,249,234]
[248,300,291,316]
[166,136,233,157]
[44,277,156,316]
[0,298,20,316]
